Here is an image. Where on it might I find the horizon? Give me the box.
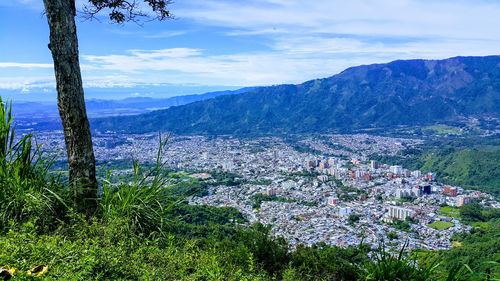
[2,0,500,101]
[5,54,499,103]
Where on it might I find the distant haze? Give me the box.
[1,85,241,102]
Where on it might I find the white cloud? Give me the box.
[2,0,500,92]
[0,62,53,69]
[176,0,500,41]
[0,76,54,91]
[143,30,188,39]
[70,0,500,88]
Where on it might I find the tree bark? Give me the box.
[43,0,98,212]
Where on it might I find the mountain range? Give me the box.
[92,56,500,135]
[12,88,255,129]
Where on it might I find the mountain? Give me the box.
[93,56,500,135]
[84,87,257,115]
[12,87,256,129]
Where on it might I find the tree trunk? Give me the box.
[43,0,98,213]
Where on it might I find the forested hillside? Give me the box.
[94,56,500,135]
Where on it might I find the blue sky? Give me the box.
[1,0,500,101]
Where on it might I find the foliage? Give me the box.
[387,231,398,240]
[83,0,173,23]
[439,206,460,218]
[98,135,175,235]
[211,170,245,186]
[251,194,296,209]
[0,220,269,280]
[0,98,70,232]
[459,202,500,224]
[419,148,500,197]
[248,179,273,185]
[289,243,368,280]
[364,241,438,281]
[422,125,464,136]
[390,219,412,232]
[348,213,360,225]
[429,219,500,280]
[420,204,500,281]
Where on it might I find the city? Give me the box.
[32,130,498,251]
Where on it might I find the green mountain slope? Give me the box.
[420,148,500,196]
[93,56,500,135]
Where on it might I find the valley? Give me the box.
[32,129,499,252]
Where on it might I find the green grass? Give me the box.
[439,206,460,218]
[428,221,454,230]
[423,125,463,135]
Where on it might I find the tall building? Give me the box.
[370,160,378,170]
[355,170,364,179]
[395,189,413,199]
[404,169,411,177]
[411,170,422,178]
[456,195,471,207]
[412,186,422,197]
[304,159,316,170]
[443,186,458,197]
[422,185,432,195]
[317,175,329,182]
[267,188,277,196]
[318,161,329,170]
[388,206,415,220]
[390,165,403,175]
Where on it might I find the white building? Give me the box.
[390,165,403,175]
[388,206,415,220]
[339,207,352,217]
[411,170,422,178]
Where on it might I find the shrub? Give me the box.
[0,98,70,232]
[364,241,438,281]
[98,135,176,235]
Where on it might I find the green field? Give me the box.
[439,206,460,218]
[428,221,454,230]
[423,125,463,135]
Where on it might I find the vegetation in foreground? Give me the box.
[0,100,499,280]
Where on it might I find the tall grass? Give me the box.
[0,98,69,231]
[99,134,179,235]
[0,98,179,236]
[364,240,439,281]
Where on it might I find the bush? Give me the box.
[0,98,70,232]
[364,241,438,281]
[0,220,270,280]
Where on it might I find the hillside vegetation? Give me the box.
[94,56,500,135]
[420,148,500,196]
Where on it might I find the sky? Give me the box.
[1,0,500,101]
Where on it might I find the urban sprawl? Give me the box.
[33,131,498,251]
